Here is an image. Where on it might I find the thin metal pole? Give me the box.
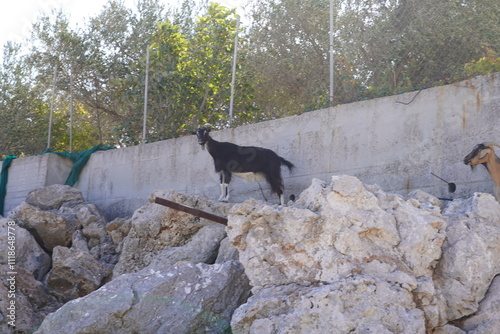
[329,0,334,107]
[69,71,74,153]
[229,15,240,128]
[142,47,150,144]
[47,63,58,150]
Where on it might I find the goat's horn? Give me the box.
[203,123,214,129]
[485,143,500,149]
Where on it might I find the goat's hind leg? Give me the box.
[265,172,286,205]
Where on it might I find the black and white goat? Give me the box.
[195,125,294,205]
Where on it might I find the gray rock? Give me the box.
[457,275,500,333]
[44,246,106,303]
[432,324,466,334]
[215,237,240,263]
[71,229,89,252]
[0,218,51,281]
[113,190,231,278]
[35,261,251,334]
[231,277,426,333]
[146,224,227,269]
[227,175,445,290]
[60,200,103,221]
[106,217,131,245]
[434,193,500,324]
[10,202,79,252]
[25,184,83,210]
[0,266,61,334]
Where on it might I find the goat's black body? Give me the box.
[196,126,294,203]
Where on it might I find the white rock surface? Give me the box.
[0,218,51,281]
[228,175,500,333]
[113,190,231,278]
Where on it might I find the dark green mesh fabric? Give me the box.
[45,144,114,186]
[0,156,18,216]
[0,144,114,215]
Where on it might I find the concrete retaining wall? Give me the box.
[3,73,499,219]
[3,154,72,214]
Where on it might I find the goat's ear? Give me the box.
[190,130,197,135]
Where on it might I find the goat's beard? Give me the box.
[470,165,477,171]
[200,143,206,151]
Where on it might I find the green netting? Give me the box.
[0,144,114,216]
[44,144,114,186]
[0,156,18,216]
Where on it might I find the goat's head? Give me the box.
[464,143,500,170]
[194,124,213,146]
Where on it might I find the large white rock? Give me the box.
[458,275,500,333]
[113,190,231,278]
[227,176,500,333]
[227,176,446,291]
[434,192,500,324]
[231,276,426,333]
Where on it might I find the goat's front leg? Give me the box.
[494,184,500,202]
[218,171,231,202]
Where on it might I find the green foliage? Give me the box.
[246,0,500,112]
[116,2,254,142]
[0,43,50,156]
[465,46,500,76]
[0,0,498,156]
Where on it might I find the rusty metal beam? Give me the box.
[154,197,228,225]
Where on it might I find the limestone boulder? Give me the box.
[59,200,118,265]
[113,190,231,278]
[231,277,426,333]
[35,261,251,334]
[227,175,448,332]
[146,224,227,269]
[0,218,50,281]
[106,217,131,245]
[44,246,107,303]
[25,184,83,210]
[227,176,446,290]
[10,202,79,252]
[73,229,90,251]
[434,193,500,324]
[457,275,500,333]
[10,185,117,265]
[0,266,61,334]
[215,237,240,263]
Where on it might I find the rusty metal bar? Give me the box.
[154,197,228,225]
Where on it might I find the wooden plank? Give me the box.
[154,197,228,225]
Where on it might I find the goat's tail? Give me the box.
[280,157,295,172]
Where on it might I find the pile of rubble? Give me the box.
[1,175,500,333]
